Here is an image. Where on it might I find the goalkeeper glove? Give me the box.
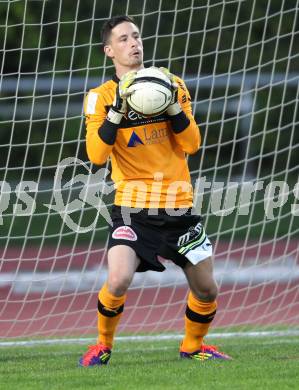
[159,67,182,116]
[107,70,137,124]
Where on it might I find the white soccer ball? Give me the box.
[127,67,172,117]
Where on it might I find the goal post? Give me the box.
[0,0,299,339]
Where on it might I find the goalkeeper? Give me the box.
[79,15,231,366]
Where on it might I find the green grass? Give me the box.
[0,336,298,389]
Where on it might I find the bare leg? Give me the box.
[183,256,218,301]
[180,257,218,352]
[107,245,140,296]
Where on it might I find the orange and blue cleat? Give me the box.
[79,343,111,367]
[180,343,232,361]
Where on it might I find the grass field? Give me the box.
[0,335,298,389]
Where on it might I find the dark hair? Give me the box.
[101,15,138,45]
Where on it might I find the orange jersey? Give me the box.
[84,74,201,208]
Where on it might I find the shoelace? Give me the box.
[201,343,232,359]
[201,344,218,352]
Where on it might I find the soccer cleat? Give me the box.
[180,343,232,361]
[79,343,111,367]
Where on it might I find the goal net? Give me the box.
[1,0,298,339]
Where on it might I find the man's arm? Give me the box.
[85,71,137,165]
[85,89,115,165]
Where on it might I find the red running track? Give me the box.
[0,240,298,338]
[1,283,299,338]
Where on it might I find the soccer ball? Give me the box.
[127,67,172,117]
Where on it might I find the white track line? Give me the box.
[0,330,298,347]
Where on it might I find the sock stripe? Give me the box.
[98,300,124,317]
[185,305,216,323]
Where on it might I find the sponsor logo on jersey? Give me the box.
[143,127,168,145]
[127,110,144,121]
[112,226,137,241]
[127,127,168,147]
[127,131,144,147]
[123,110,169,127]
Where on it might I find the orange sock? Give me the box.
[180,291,217,353]
[97,283,126,349]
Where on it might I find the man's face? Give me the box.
[104,22,143,69]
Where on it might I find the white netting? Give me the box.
[0,0,298,339]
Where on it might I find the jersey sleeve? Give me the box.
[171,77,201,155]
[84,89,113,165]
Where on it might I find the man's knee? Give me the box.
[107,274,132,296]
[192,282,218,302]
